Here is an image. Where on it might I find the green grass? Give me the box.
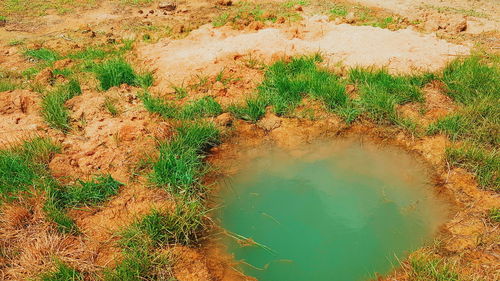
[229,97,267,122]
[408,254,460,281]
[0,137,59,202]
[349,68,426,124]
[150,122,219,194]
[180,96,222,119]
[24,48,61,62]
[141,92,223,120]
[121,200,207,247]
[429,56,499,190]
[43,174,122,233]
[446,146,499,191]
[239,56,352,119]
[442,56,499,104]
[104,96,120,116]
[39,260,84,281]
[93,58,138,91]
[330,5,348,17]
[489,208,500,222]
[68,47,109,60]
[47,175,123,209]
[139,91,178,119]
[41,80,82,132]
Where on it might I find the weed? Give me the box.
[150,122,219,193]
[489,208,500,222]
[228,97,267,122]
[24,48,60,62]
[172,85,188,99]
[44,202,78,233]
[180,96,222,120]
[442,56,499,104]
[39,260,84,281]
[446,146,499,190]
[139,91,178,119]
[349,68,424,125]
[330,5,348,17]
[136,72,154,89]
[122,200,207,247]
[93,58,137,90]
[212,13,230,27]
[41,80,82,132]
[408,253,460,281]
[49,175,123,209]
[8,39,24,46]
[0,137,59,202]
[68,47,108,60]
[104,246,172,281]
[104,96,120,116]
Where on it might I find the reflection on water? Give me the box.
[217,140,448,281]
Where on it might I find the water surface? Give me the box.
[218,140,447,281]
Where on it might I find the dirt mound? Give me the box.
[49,87,167,183]
[0,90,48,148]
[139,16,469,88]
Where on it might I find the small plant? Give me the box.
[442,56,499,104]
[41,80,82,132]
[93,58,137,90]
[0,137,59,202]
[121,200,207,247]
[68,47,108,60]
[212,13,230,27]
[180,96,222,119]
[24,48,61,62]
[228,97,267,122]
[408,252,460,281]
[136,72,154,89]
[330,5,348,17]
[446,146,499,190]
[139,91,178,119]
[150,122,219,193]
[104,96,120,116]
[172,85,188,99]
[49,175,123,209]
[489,208,500,222]
[39,260,84,281]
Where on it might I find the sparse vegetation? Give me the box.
[429,56,499,190]
[408,252,460,281]
[41,79,82,131]
[0,137,59,202]
[180,96,222,119]
[150,121,219,194]
[39,260,84,281]
[24,48,61,62]
[489,208,500,222]
[121,200,207,247]
[104,96,120,116]
[93,58,138,90]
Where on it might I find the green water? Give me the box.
[218,141,447,281]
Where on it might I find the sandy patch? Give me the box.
[140,16,469,89]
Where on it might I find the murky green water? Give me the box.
[218,140,447,281]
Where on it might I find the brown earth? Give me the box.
[0,0,499,280]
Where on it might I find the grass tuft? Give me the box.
[24,48,60,62]
[180,96,222,120]
[349,68,424,125]
[0,137,59,202]
[41,80,82,132]
[229,97,267,122]
[139,91,178,119]
[93,58,137,90]
[121,200,207,247]
[408,253,460,281]
[446,146,499,191]
[39,260,84,281]
[442,56,499,104]
[150,122,219,194]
